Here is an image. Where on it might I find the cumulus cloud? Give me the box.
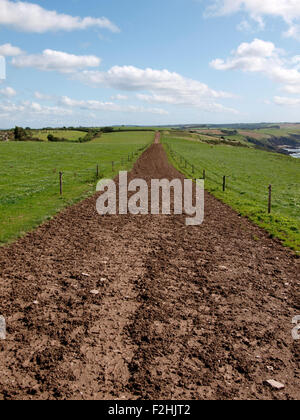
[211,39,300,94]
[0,100,72,117]
[12,49,101,73]
[74,65,238,114]
[0,0,119,33]
[76,66,230,97]
[0,86,16,97]
[60,95,169,115]
[60,96,119,111]
[206,0,300,40]
[0,43,23,56]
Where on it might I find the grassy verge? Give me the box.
[162,134,300,252]
[0,131,154,245]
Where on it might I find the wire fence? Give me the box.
[0,141,152,204]
[164,142,275,214]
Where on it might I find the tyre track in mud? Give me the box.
[0,133,299,400]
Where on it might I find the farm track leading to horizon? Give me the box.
[0,134,299,400]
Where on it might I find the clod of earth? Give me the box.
[265,380,285,390]
[0,316,6,340]
[90,290,99,295]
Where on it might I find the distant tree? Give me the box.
[14,126,27,140]
[47,134,55,142]
[102,127,114,133]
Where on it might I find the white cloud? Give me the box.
[0,0,119,33]
[137,93,181,105]
[111,94,128,101]
[60,95,169,115]
[12,49,101,73]
[0,100,72,117]
[76,65,230,97]
[34,91,55,101]
[74,65,238,114]
[0,43,23,56]
[273,96,300,106]
[206,0,300,40]
[236,20,253,32]
[0,86,16,97]
[135,92,238,113]
[211,39,300,94]
[60,96,119,111]
[127,106,169,115]
[28,102,72,116]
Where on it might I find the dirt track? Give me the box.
[0,134,299,400]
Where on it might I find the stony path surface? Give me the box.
[0,135,299,400]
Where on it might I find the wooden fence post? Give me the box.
[96,164,99,178]
[268,184,272,214]
[112,161,114,171]
[59,172,63,196]
[223,176,226,192]
[203,169,206,180]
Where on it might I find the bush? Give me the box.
[102,127,114,133]
[14,126,29,141]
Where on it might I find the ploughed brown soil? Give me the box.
[0,133,299,400]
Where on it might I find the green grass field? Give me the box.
[34,130,86,141]
[91,131,154,144]
[162,133,300,252]
[0,131,154,244]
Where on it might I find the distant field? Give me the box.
[255,128,300,137]
[196,129,224,135]
[112,126,162,132]
[239,130,270,140]
[163,134,300,251]
[0,131,153,244]
[92,131,154,144]
[179,126,300,151]
[34,130,85,141]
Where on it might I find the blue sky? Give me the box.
[2,0,300,127]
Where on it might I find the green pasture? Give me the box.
[0,131,154,244]
[163,134,300,252]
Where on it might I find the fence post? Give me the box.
[203,169,206,180]
[96,164,99,178]
[112,161,114,171]
[192,164,194,174]
[59,172,63,196]
[268,184,272,214]
[223,176,226,192]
